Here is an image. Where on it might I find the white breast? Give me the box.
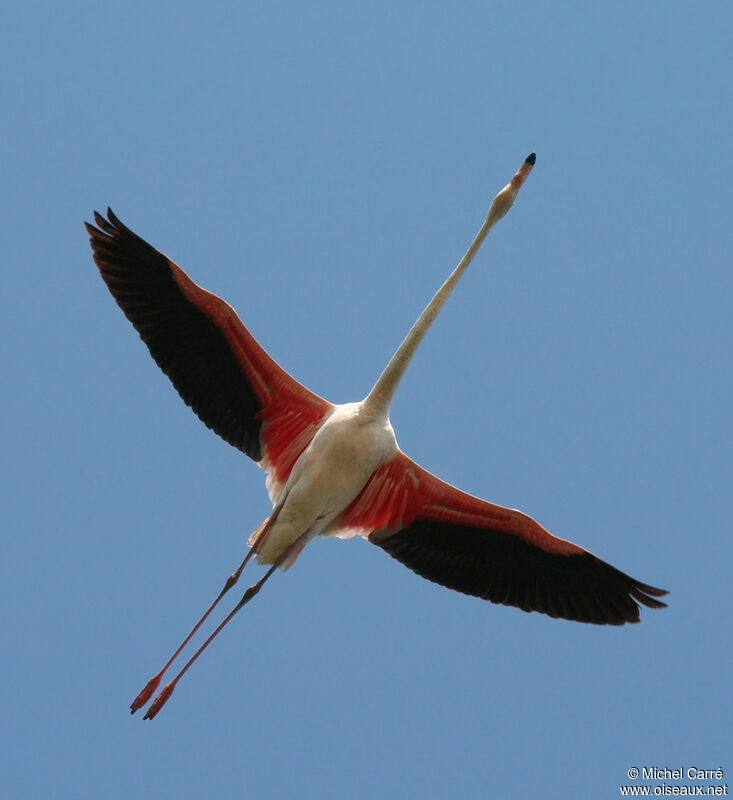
[254,402,397,566]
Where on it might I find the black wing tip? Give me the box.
[640,583,668,598]
[107,207,122,227]
[86,208,121,234]
[525,152,536,165]
[630,583,669,611]
[373,524,667,626]
[86,209,110,237]
[578,557,668,622]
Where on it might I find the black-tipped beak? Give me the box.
[525,152,536,165]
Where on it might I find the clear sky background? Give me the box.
[2,2,730,798]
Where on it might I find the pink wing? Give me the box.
[86,209,332,488]
[340,451,667,625]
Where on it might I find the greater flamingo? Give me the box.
[87,154,667,719]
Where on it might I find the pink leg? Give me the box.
[141,527,310,719]
[130,512,279,714]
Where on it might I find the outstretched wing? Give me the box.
[339,451,667,625]
[87,209,332,490]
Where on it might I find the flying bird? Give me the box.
[87,154,667,719]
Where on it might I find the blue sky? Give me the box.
[2,2,731,798]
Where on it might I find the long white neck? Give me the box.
[363,153,536,418]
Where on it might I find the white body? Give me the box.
[253,402,397,566]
